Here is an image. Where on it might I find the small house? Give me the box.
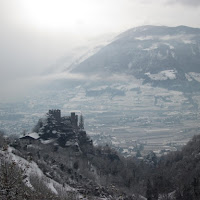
[19,132,40,145]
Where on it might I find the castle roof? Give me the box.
[20,132,40,140]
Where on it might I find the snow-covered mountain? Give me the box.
[70,25,200,92]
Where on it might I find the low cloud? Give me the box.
[0,71,135,102]
[28,72,87,82]
[28,72,132,84]
[0,72,87,103]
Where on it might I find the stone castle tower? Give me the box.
[48,109,79,128]
[49,109,61,122]
[71,112,78,128]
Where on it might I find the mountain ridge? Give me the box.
[68,25,200,92]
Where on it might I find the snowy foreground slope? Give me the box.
[0,147,80,200]
[1,147,74,195]
[1,146,140,200]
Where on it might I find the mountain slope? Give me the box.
[71,25,200,92]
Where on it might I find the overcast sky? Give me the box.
[0,0,200,102]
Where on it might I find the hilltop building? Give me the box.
[19,132,40,144]
[48,109,79,129]
[70,112,78,129]
[19,109,91,152]
[48,109,61,123]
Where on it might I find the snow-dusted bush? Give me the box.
[0,158,30,200]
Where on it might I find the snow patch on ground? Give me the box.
[1,147,74,194]
[122,149,129,153]
[145,70,177,81]
[135,36,154,40]
[183,39,195,44]
[135,34,195,45]
[163,43,175,49]
[41,138,56,144]
[188,72,200,82]
[143,43,158,51]
[47,182,58,194]
[160,34,195,43]
[111,140,120,145]
[185,73,193,81]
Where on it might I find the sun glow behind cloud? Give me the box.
[16,0,200,35]
[20,0,106,33]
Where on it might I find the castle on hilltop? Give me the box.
[48,109,78,129]
[19,109,91,152]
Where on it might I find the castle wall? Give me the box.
[49,109,61,122]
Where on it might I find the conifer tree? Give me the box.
[79,114,84,130]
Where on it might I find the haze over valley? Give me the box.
[1,25,200,157]
[1,1,200,199]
